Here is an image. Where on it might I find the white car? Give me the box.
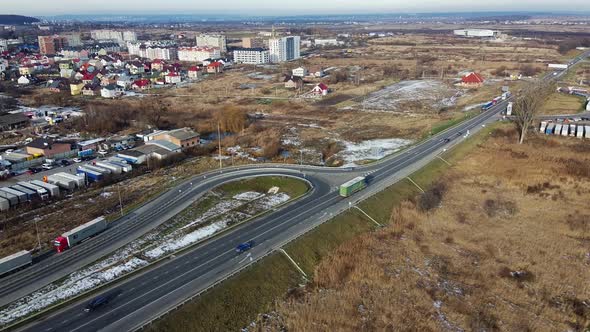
[98,150,108,156]
[73,158,82,163]
[41,163,53,170]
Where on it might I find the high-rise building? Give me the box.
[196,34,227,53]
[268,36,300,63]
[233,48,269,65]
[242,37,265,49]
[178,47,221,62]
[38,35,68,55]
[91,30,124,43]
[62,32,82,47]
[123,31,137,42]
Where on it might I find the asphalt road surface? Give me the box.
[5,50,589,332]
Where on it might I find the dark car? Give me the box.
[81,155,96,162]
[60,159,71,166]
[29,167,43,174]
[84,296,109,312]
[235,240,255,253]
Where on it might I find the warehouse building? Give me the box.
[453,29,500,38]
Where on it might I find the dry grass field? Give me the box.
[540,92,587,115]
[266,127,590,331]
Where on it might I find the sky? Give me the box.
[3,0,590,16]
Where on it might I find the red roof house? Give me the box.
[312,83,329,96]
[206,61,224,74]
[132,79,152,90]
[461,72,485,86]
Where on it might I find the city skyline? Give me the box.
[3,0,590,16]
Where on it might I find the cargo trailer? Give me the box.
[585,126,590,139]
[95,161,122,175]
[554,124,562,135]
[109,161,132,172]
[83,164,112,175]
[0,197,9,211]
[545,123,555,135]
[339,176,367,197]
[54,216,107,252]
[17,182,49,199]
[77,168,103,182]
[30,180,60,197]
[54,172,85,188]
[539,121,548,133]
[561,124,569,136]
[0,250,31,276]
[577,125,584,138]
[11,185,36,201]
[47,174,76,190]
[570,124,577,136]
[0,190,18,206]
[0,187,28,203]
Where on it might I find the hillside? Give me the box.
[0,15,39,25]
[264,126,590,331]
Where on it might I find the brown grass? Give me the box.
[262,126,590,331]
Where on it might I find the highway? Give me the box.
[5,50,589,332]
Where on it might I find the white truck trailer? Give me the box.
[30,180,60,197]
[0,250,32,276]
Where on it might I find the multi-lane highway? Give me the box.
[5,50,589,332]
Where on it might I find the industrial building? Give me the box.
[233,48,270,65]
[453,29,500,38]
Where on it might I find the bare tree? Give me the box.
[142,98,169,128]
[513,81,554,144]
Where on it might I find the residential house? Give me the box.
[164,72,181,84]
[25,138,71,157]
[0,113,30,131]
[60,68,74,78]
[82,83,101,96]
[153,128,199,149]
[132,78,151,90]
[101,84,120,98]
[308,66,326,77]
[69,80,85,95]
[284,75,303,89]
[46,79,68,93]
[17,75,30,85]
[116,75,134,89]
[460,72,485,87]
[82,72,98,85]
[151,59,165,71]
[128,61,145,75]
[312,83,329,96]
[206,61,224,74]
[292,67,308,77]
[187,66,200,80]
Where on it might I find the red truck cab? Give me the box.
[54,236,69,253]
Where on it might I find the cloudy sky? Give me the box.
[4,0,590,16]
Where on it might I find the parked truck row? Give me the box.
[481,92,512,111]
[540,120,590,138]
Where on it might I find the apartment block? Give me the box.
[38,35,68,55]
[178,47,220,62]
[233,48,269,65]
[268,36,300,63]
[196,34,227,53]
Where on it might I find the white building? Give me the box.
[62,33,82,47]
[268,36,300,63]
[91,30,124,43]
[127,42,141,56]
[292,67,308,77]
[145,47,177,61]
[453,29,500,38]
[178,47,221,62]
[0,38,22,51]
[314,38,339,47]
[196,34,227,53]
[123,31,137,42]
[233,48,269,65]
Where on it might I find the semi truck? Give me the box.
[561,124,570,137]
[577,125,585,138]
[0,187,27,203]
[95,161,123,175]
[481,101,494,111]
[569,124,577,137]
[55,172,85,188]
[109,161,132,173]
[0,197,9,211]
[77,168,103,182]
[0,250,32,276]
[539,121,548,133]
[0,190,18,207]
[78,149,95,158]
[506,102,513,116]
[54,216,108,253]
[585,125,590,139]
[17,182,49,200]
[47,174,77,190]
[554,124,563,136]
[10,185,36,201]
[30,180,60,197]
[545,123,555,135]
[340,176,367,197]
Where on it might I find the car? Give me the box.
[29,167,42,174]
[41,163,53,170]
[98,150,108,156]
[72,158,82,163]
[60,159,71,166]
[235,240,255,253]
[443,138,451,143]
[84,295,109,312]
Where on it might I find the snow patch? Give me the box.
[144,221,227,259]
[337,138,412,167]
[233,191,265,201]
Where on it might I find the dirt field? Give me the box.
[266,126,590,331]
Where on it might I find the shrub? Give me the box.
[418,181,447,212]
[483,199,518,218]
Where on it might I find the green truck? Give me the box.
[339,176,367,197]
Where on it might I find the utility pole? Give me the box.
[217,122,223,169]
[34,219,41,251]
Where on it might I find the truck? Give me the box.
[17,182,49,200]
[78,149,95,158]
[84,164,112,175]
[55,172,85,188]
[339,176,367,197]
[11,185,36,201]
[501,91,512,100]
[54,216,108,253]
[570,124,577,137]
[577,125,585,138]
[585,125,590,139]
[481,101,494,111]
[109,161,132,173]
[0,250,32,276]
[561,124,570,137]
[506,102,513,116]
[30,180,60,197]
[554,123,563,136]
[0,187,28,203]
[545,123,555,135]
